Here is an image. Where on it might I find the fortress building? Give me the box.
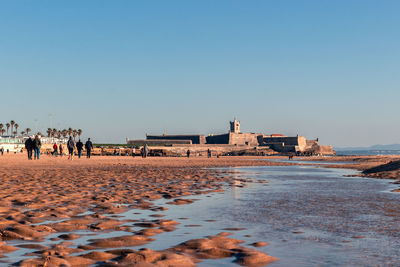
[206,118,260,146]
[127,119,335,155]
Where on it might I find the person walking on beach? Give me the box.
[85,138,93,158]
[132,147,136,157]
[53,143,58,157]
[33,135,41,160]
[76,139,83,158]
[207,149,211,158]
[67,136,75,160]
[143,144,149,158]
[59,144,63,157]
[187,149,190,158]
[25,137,34,160]
[0,147,3,156]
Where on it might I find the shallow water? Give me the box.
[5,165,400,266]
[105,165,400,266]
[197,166,400,266]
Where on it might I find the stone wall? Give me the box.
[165,144,276,156]
[313,145,335,155]
[262,136,301,146]
[268,143,299,153]
[206,133,230,144]
[127,139,192,146]
[229,132,260,146]
[146,135,206,144]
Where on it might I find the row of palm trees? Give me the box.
[0,121,82,141]
[0,120,21,137]
[46,128,83,141]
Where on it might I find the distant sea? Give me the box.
[335,150,400,156]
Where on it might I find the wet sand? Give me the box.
[0,154,398,266]
[297,155,400,174]
[297,155,400,191]
[0,154,285,266]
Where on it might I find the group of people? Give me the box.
[24,136,93,160]
[23,137,215,160]
[24,135,43,160]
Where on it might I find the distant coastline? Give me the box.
[335,144,400,151]
[335,149,400,156]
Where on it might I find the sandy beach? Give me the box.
[0,155,289,266]
[0,154,398,266]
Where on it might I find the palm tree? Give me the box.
[47,128,52,137]
[10,120,15,136]
[26,128,31,136]
[78,129,82,139]
[0,129,5,136]
[62,129,68,138]
[21,131,25,136]
[72,129,77,141]
[6,123,10,136]
[68,128,73,137]
[0,123,3,136]
[14,123,19,136]
[52,128,57,138]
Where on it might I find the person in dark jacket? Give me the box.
[67,136,75,160]
[85,138,93,158]
[25,137,34,160]
[59,144,63,157]
[76,139,83,158]
[33,135,41,160]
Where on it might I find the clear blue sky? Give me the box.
[1,0,399,147]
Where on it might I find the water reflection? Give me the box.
[212,165,400,266]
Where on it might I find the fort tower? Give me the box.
[230,118,240,133]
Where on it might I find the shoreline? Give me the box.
[0,154,398,266]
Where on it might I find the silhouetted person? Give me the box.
[0,147,3,155]
[59,144,63,157]
[207,149,211,158]
[67,136,75,160]
[187,149,190,158]
[85,138,93,158]
[53,143,58,156]
[33,135,41,160]
[76,139,83,158]
[25,137,34,160]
